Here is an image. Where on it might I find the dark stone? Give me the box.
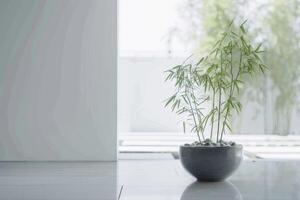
[204,139,212,143]
[229,142,236,146]
[179,145,243,182]
[204,142,210,146]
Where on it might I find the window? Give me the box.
[119,0,300,160]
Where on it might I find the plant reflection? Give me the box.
[180,181,243,200]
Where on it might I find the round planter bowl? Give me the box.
[179,145,243,182]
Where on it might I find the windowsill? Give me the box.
[119,132,300,160]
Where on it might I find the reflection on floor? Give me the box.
[0,160,299,199]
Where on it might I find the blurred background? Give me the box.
[118,0,300,160]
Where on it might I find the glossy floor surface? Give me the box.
[0,160,299,199]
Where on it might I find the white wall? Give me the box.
[0,0,117,161]
[118,57,183,132]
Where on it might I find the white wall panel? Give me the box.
[0,0,117,161]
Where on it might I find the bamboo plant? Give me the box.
[165,21,267,145]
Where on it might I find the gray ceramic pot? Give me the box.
[179,145,243,182]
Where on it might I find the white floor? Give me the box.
[0,159,300,199]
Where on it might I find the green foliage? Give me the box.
[263,0,300,135]
[164,21,266,142]
[174,0,300,136]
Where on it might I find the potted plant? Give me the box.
[164,20,267,182]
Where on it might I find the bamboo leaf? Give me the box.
[240,19,247,34]
[182,95,189,104]
[259,64,265,74]
[228,19,234,27]
[172,65,181,70]
[225,121,232,132]
[164,72,174,82]
[165,95,176,107]
[196,57,204,66]
[255,43,262,52]
[240,25,246,34]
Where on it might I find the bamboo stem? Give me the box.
[190,84,205,141]
[210,89,216,140]
[220,51,242,140]
[186,91,202,142]
[216,86,222,143]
